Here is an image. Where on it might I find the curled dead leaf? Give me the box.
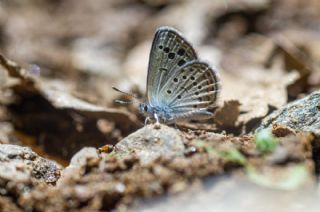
[214,100,240,128]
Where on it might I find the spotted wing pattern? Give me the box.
[146,26,197,105]
[159,61,220,120]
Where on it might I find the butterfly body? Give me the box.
[139,102,174,123]
[139,101,214,124]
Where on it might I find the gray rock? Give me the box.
[69,147,99,167]
[114,124,185,165]
[257,91,320,135]
[0,144,61,184]
[60,147,99,183]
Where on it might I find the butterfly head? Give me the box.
[139,102,153,118]
[139,101,176,124]
[112,87,162,122]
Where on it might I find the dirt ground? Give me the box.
[1,0,320,211]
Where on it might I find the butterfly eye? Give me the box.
[144,105,148,112]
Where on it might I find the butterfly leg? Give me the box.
[154,113,161,129]
[154,113,160,123]
[144,117,151,125]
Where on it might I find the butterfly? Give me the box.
[113,26,220,124]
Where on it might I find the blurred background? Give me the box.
[1,0,319,108]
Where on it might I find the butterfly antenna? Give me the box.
[114,100,134,104]
[112,86,141,104]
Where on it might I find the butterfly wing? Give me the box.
[158,61,220,120]
[147,26,198,105]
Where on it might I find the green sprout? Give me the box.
[255,129,278,153]
[218,149,247,165]
[193,139,216,155]
[193,140,247,165]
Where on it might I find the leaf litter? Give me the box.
[0,0,320,211]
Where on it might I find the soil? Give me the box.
[1,0,320,211]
